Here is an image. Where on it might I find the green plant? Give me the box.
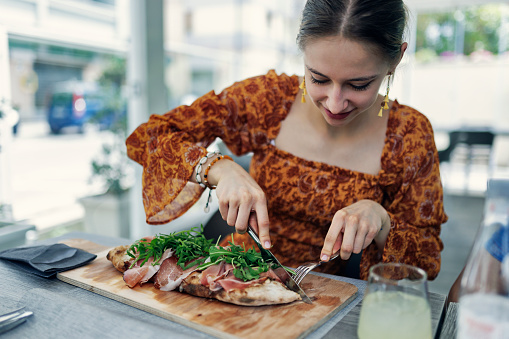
[415,4,509,58]
[89,55,132,196]
[90,131,132,195]
[93,56,127,131]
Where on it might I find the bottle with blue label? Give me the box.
[457,178,509,339]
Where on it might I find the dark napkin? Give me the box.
[0,243,97,278]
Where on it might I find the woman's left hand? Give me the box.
[321,199,391,261]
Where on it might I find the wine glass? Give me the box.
[357,263,432,339]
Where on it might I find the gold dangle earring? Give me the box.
[299,78,307,103]
[378,73,392,117]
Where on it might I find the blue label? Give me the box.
[486,225,509,262]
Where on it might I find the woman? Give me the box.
[126,0,448,280]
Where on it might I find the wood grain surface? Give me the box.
[57,239,358,339]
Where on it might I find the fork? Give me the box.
[293,252,341,284]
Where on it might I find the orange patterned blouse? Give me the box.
[126,69,448,280]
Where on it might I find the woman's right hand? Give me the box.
[206,159,272,249]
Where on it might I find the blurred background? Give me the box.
[0,0,508,295]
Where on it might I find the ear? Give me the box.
[399,42,408,61]
[389,42,408,73]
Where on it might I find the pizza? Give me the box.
[106,228,302,306]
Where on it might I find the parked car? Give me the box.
[47,82,123,134]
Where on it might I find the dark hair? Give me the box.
[297,0,408,65]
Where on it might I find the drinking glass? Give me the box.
[357,263,432,339]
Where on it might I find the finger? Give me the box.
[253,201,271,249]
[362,236,372,250]
[248,212,258,233]
[217,196,229,222]
[321,211,346,261]
[340,214,359,260]
[226,201,239,227]
[353,220,369,253]
[235,203,251,234]
[333,233,343,254]
[362,224,379,249]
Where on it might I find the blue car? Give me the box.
[47,83,122,134]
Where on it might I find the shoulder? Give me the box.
[388,101,437,149]
[265,69,300,90]
[220,70,300,117]
[232,69,299,95]
[389,100,434,136]
[385,100,438,166]
[211,70,298,112]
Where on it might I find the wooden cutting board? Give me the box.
[57,239,358,339]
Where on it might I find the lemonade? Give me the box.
[357,290,432,339]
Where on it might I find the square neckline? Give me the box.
[266,96,400,180]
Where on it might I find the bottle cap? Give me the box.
[487,178,509,198]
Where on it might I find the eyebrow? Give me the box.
[306,66,378,82]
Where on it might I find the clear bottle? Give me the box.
[457,178,509,339]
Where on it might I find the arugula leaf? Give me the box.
[196,238,278,282]
[127,225,213,270]
[127,227,280,282]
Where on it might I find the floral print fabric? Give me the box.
[126,69,448,280]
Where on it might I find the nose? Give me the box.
[326,85,348,114]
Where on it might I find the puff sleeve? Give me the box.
[125,70,298,224]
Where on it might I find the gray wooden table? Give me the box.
[0,232,449,338]
[439,302,459,339]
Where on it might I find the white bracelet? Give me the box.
[195,151,220,188]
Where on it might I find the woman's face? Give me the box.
[303,36,391,127]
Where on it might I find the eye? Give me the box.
[350,81,373,91]
[310,75,329,85]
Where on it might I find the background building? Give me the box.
[1,0,128,121]
[2,0,508,134]
[0,0,306,122]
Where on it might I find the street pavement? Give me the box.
[8,121,109,230]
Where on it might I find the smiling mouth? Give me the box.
[324,107,354,120]
[339,108,354,114]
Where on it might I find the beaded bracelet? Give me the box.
[195,151,220,188]
[202,154,234,213]
[203,154,233,189]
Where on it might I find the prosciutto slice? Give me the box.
[200,262,235,291]
[217,271,270,292]
[198,264,285,292]
[123,261,151,288]
[123,248,174,288]
[262,267,286,284]
[154,256,202,291]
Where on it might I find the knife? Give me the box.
[246,225,312,304]
[0,308,33,334]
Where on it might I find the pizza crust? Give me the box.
[106,245,133,273]
[106,245,302,306]
[179,271,301,306]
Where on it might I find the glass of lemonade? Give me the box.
[357,263,432,339]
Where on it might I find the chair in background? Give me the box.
[438,130,495,193]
